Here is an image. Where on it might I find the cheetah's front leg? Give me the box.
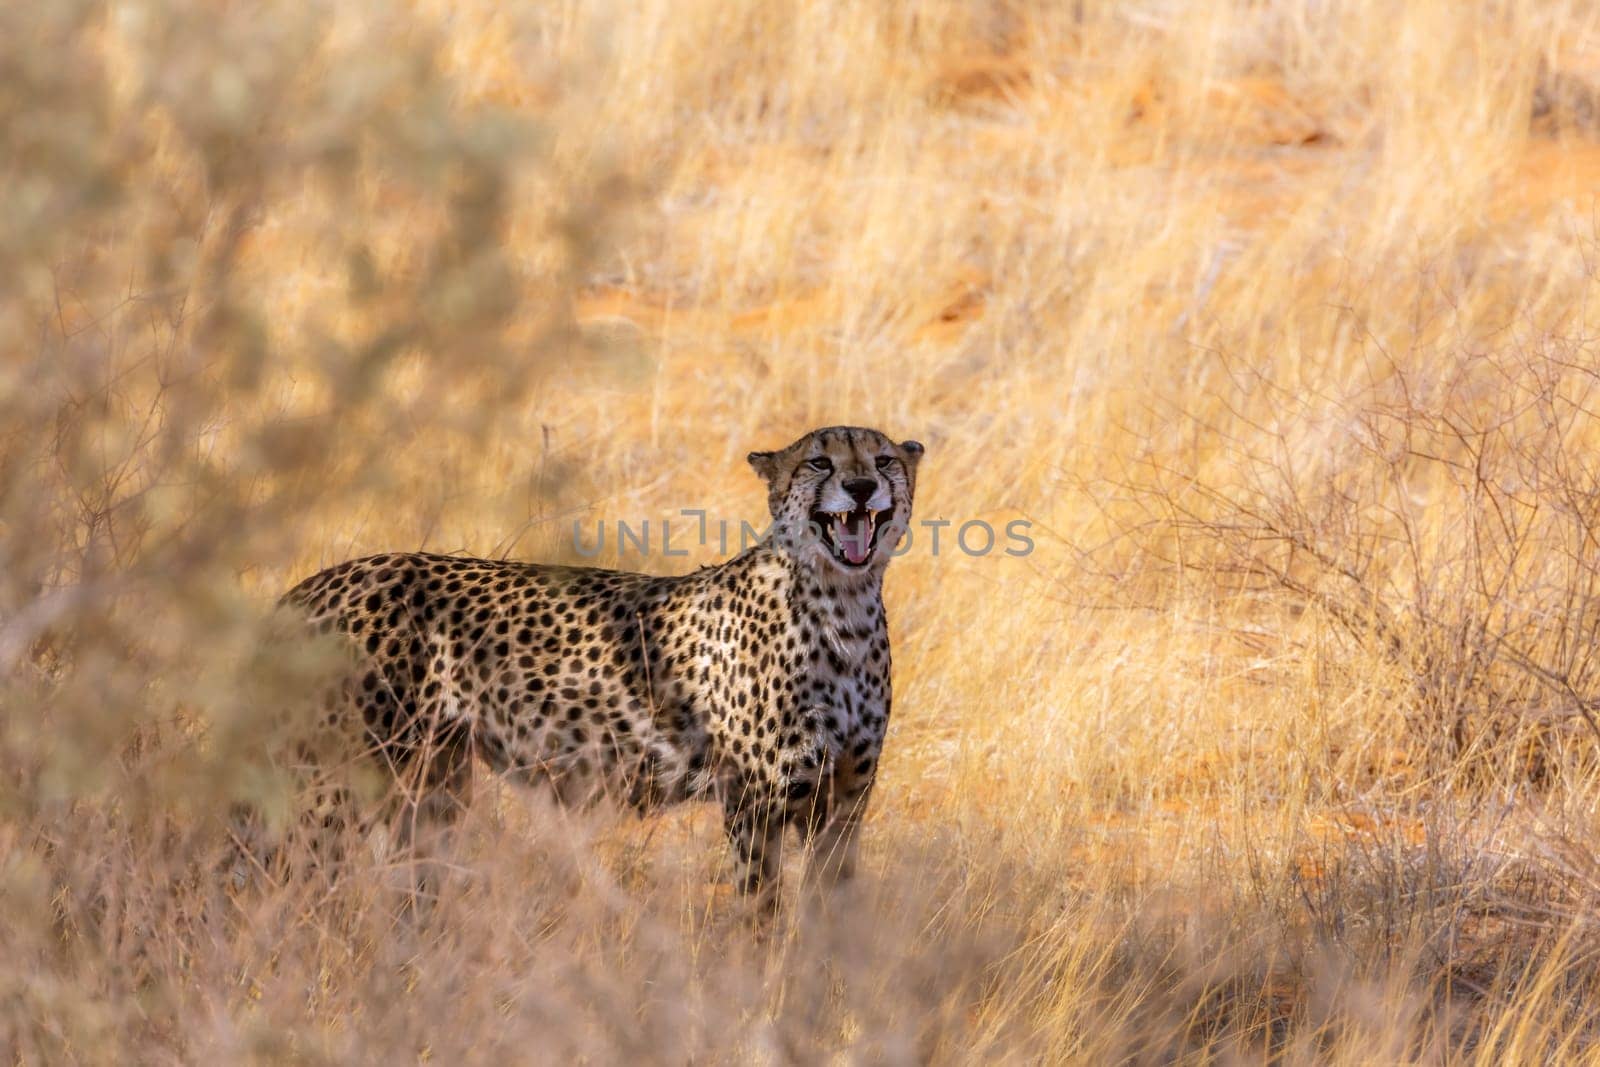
[800,766,874,886]
[722,791,785,910]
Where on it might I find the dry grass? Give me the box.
[8,0,1600,1061]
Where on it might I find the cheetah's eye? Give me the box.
[875,455,895,471]
[807,457,833,473]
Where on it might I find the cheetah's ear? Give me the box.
[747,449,781,484]
[899,440,925,468]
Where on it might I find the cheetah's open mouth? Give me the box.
[811,505,890,567]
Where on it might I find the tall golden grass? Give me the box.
[7,0,1600,1060]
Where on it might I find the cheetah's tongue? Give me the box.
[839,512,873,564]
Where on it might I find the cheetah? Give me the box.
[279,426,924,904]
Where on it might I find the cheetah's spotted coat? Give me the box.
[281,426,923,901]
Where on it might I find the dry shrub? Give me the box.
[0,0,609,1056]
[1103,331,1600,784]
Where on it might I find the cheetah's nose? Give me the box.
[843,478,877,505]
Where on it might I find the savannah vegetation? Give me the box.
[7,0,1600,1061]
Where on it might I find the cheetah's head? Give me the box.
[748,426,924,574]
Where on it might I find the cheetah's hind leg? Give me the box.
[221,738,375,897]
[370,719,476,918]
